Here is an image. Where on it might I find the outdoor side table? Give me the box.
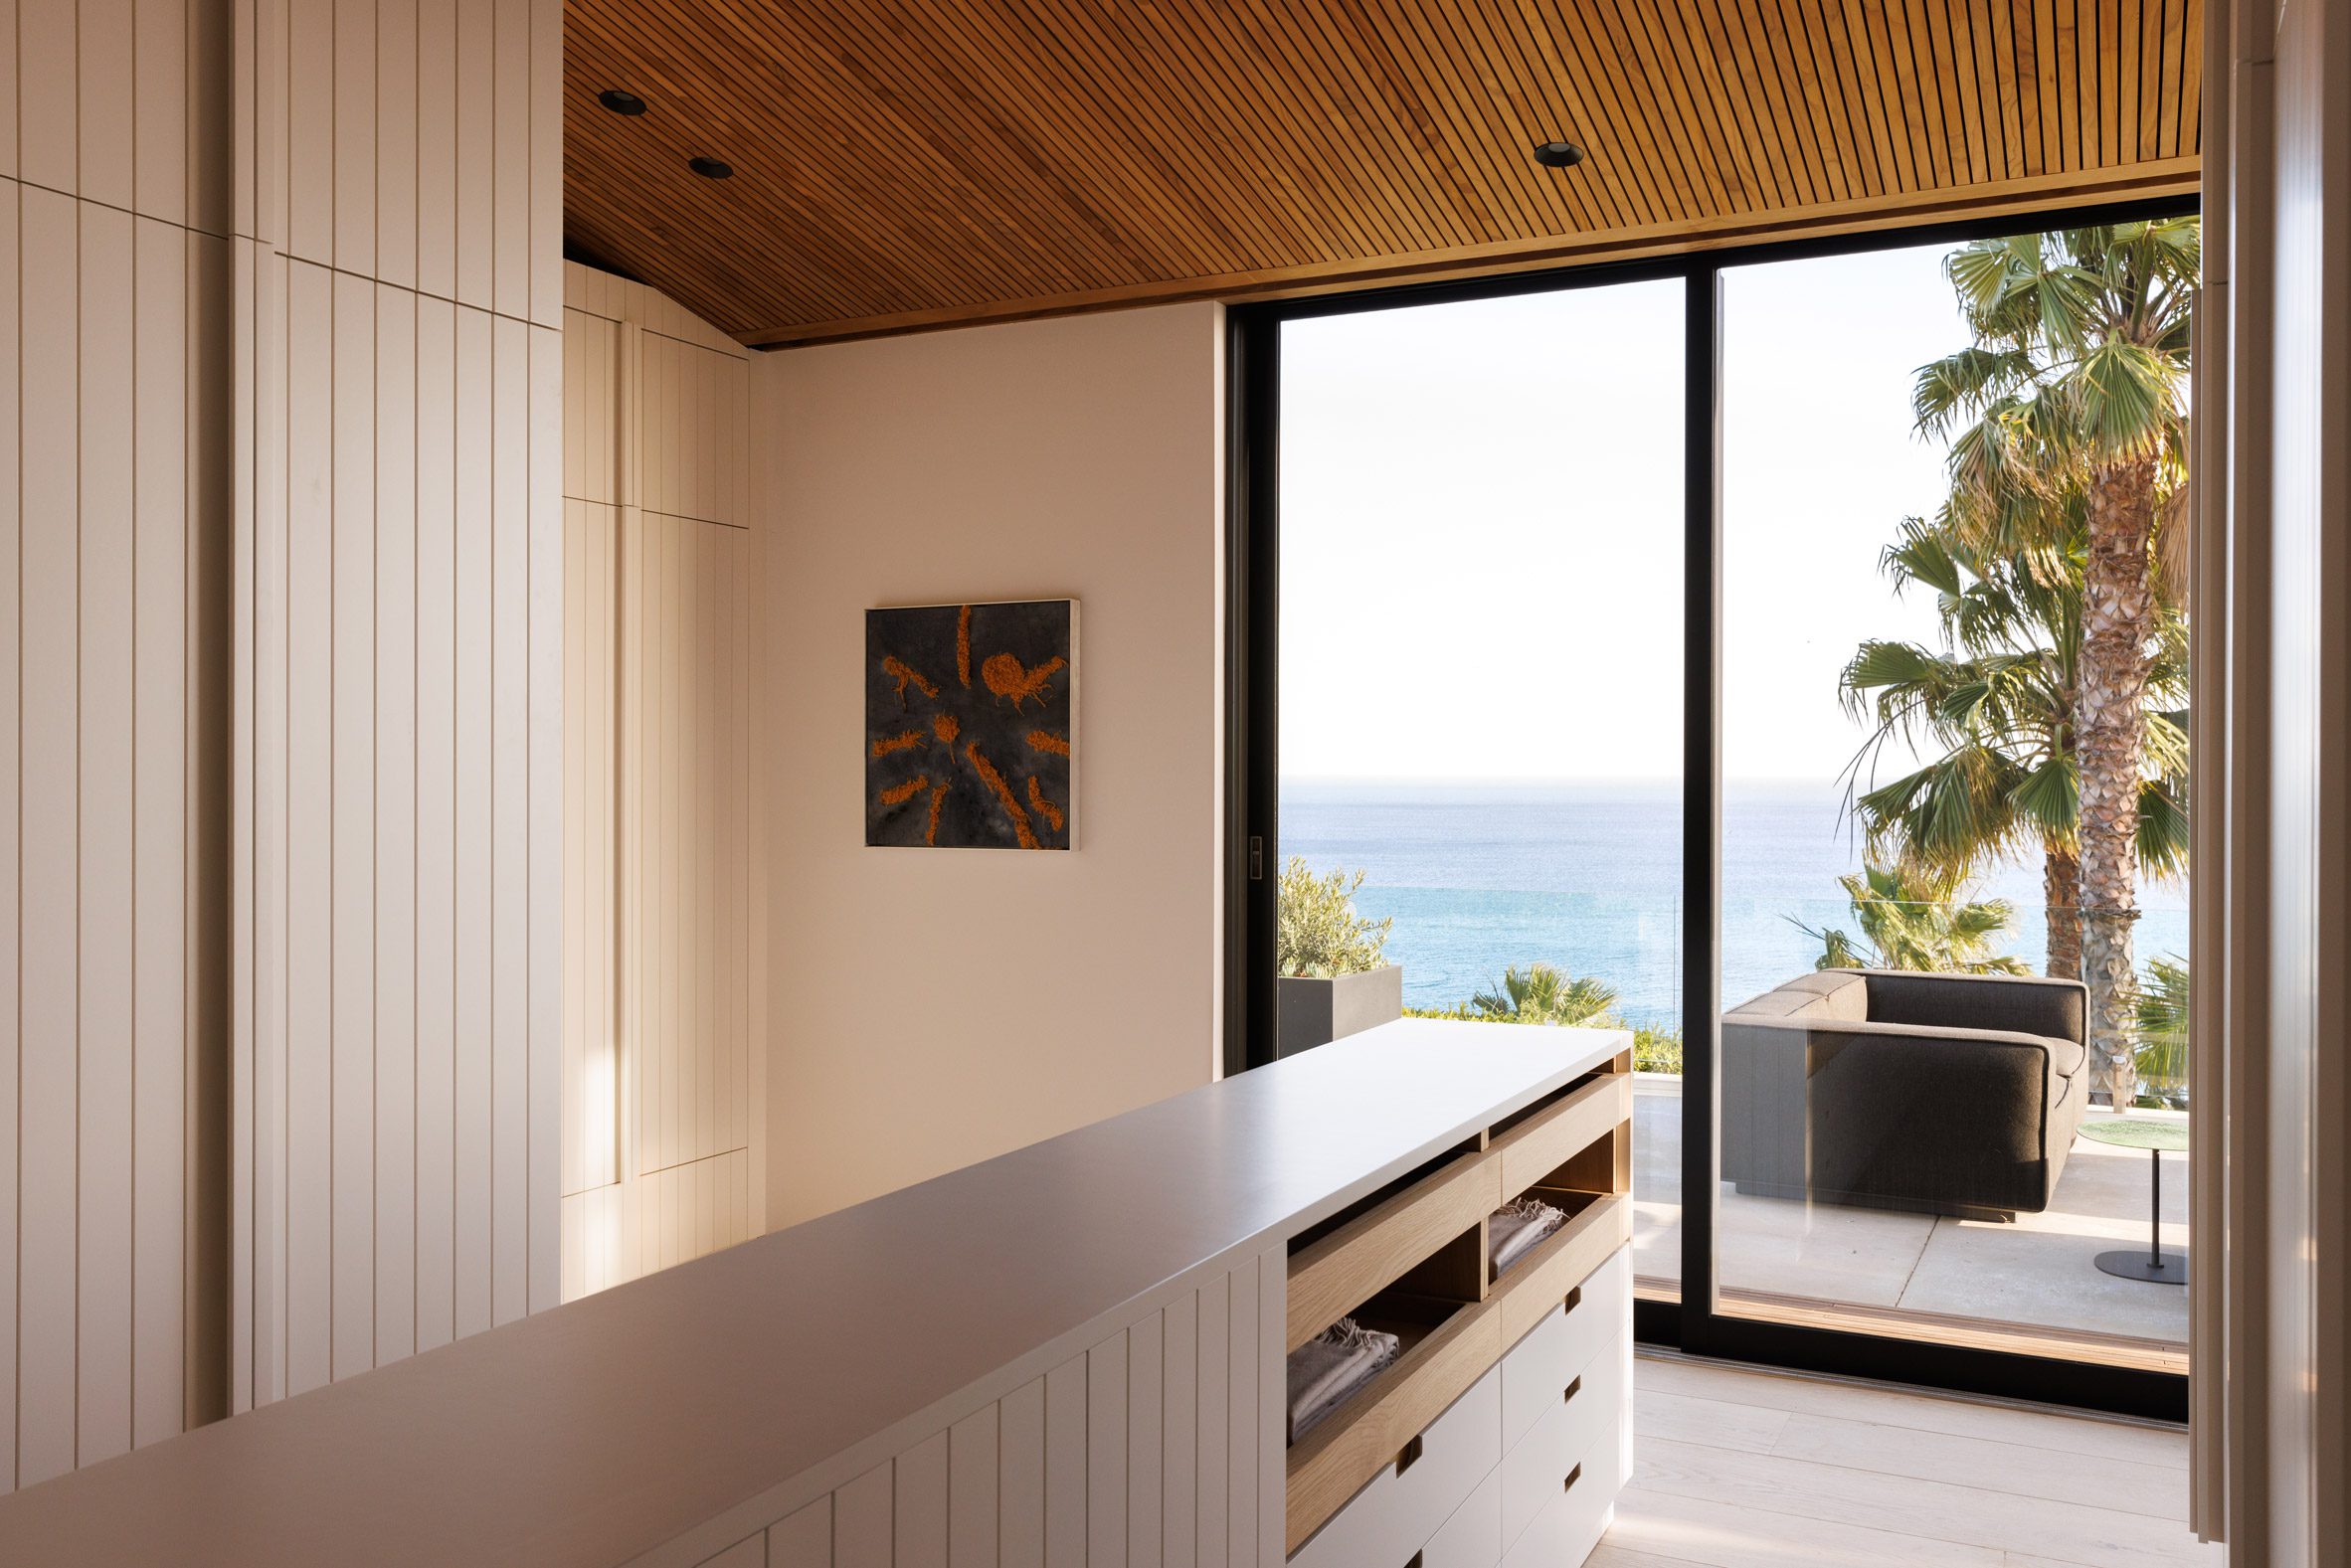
[2079,1117,2190,1284]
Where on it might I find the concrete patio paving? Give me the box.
[1628,1074,2191,1352]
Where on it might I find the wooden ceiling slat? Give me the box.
[562,0,2200,346]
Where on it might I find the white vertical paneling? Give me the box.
[526,322,561,1311]
[134,0,191,227]
[18,186,80,1485]
[999,1375,1046,1568]
[0,174,22,1492]
[949,1405,999,1568]
[1161,1292,1197,1568]
[131,215,190,1453]
[1088,1332,1129,1567]
[895,1429,949,1568]
[452,302,494,1339]
[284,0,334,262]
[1043,1354,1087,1568]
[490,0,529,320]
[333,0,377,273]
[1223,1255,1258,1568]
[1254,1249,1283,1568]
[527,0,561,326]
[283,258,333,1398]
[769,1496,830,1568]
[415,0,457,301]
[412,292,457,1354]
[490,314,529,1325]
[452,0,493,308]
[374,285,418,1366]
[329,270,377,1385]
[835,1460,894,1568]
[1195,1270,1229,1568]
[1126,1311,1164,1568]
[16,3,76,192]
[376,0,419,290]
[79,0,136,209]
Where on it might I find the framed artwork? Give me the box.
[865,600,1077,849]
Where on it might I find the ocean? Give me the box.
[1281,779,2193,1030]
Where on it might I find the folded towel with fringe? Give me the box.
[1287,1317,1400,1443]
[1490,1196,1566,1276]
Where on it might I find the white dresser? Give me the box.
[0,1020,1634,1568]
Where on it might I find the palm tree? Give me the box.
[1794,864,2031,975]
[1909,220,2197,1105]
[1840,513,2190,980]
[1471,964,1620,1027]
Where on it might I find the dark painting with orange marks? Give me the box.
[865,600,1076,850]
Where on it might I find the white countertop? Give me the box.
[0,1019,1624,1566]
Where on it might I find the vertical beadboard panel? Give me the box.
[17,184,79,1488]
[373,285,418,1367]
[1088,1332,1129,1567]
[282,258,333,1399]
[452,0,493,309]
[375,0,418,290]
[999,1376,1046,1568]
[412,291,457,1354]
[332,0,377,274]
[490,0,529,320]
[0,177,22,1491]
[526,322,561,1311]
[131,215,190,1453]
[1195,1270,1230,1568]
[283,0,334,263]
[835,1460,894,1568]
[0,2,20,177]
[699,1534,766,1568]
[1042,1354,1087,1568]
[78,197,137,1471]
[415,0,457,302]
[328,268,377,1385]
[1223,1255,1258,1568]
[489,314,530,1325]
[948,1405,999,1568]
[16,4,76,192]
[133,0,190,227]
[895,1429,949,1568]
[79,0,135,209]
[1126,1311,1164,1568]
[451,302,494,1340]
[527,0,559,326]
[1161,1292,1197,1568]
[1255,1249,1283,1568]
[769,1496,830,1568]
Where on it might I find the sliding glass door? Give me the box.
[1232,203,2196,1418]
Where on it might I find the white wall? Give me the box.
[751,303,1225,1229]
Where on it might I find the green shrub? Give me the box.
[1276,857,1392,978]
[1405,963,1685,1076]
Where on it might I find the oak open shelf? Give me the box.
[1282,1045,1636,1554]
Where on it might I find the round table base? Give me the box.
[2094,1248,2188,1285]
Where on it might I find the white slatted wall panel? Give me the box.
[0,0,559,1475]
[0,1,239,1493]
[560,262,760,1302]
[668,1251,1284,1568]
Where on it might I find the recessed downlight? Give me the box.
[598,88,647,115]
[1532,140,1586,169]
[688,156,735,180]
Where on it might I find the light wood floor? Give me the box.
[1600,1352,2222,1567]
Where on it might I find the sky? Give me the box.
[1277,242,1975,785]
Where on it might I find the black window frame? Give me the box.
[1224,194,2199,1422]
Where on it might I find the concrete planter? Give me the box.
[1276,964,1404,1058]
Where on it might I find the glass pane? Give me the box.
[1275,280,1686,1300]
[1716,229,2197,1370]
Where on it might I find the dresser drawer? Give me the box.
[1289,1365,1501,1568]
[1500,1246,1628,1451]
[1420,1469,1501,1568]
[1500,1329,1626,1556]
[1499,1409,1623,1568]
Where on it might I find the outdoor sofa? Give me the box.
[1720,968,2091,1220]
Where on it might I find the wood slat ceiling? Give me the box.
[564,0,2200,347]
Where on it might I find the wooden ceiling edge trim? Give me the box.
[738,155,2198,350]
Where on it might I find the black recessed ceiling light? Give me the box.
[688,155,734,180]
[598,88,647,115]
[1532,140,1586,169]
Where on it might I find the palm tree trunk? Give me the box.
[2042,841,2082,979]
[2079,456,2158,1105]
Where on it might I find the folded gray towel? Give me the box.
[1287,1318,1400,1443]
[1490,1196,1565,1276]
